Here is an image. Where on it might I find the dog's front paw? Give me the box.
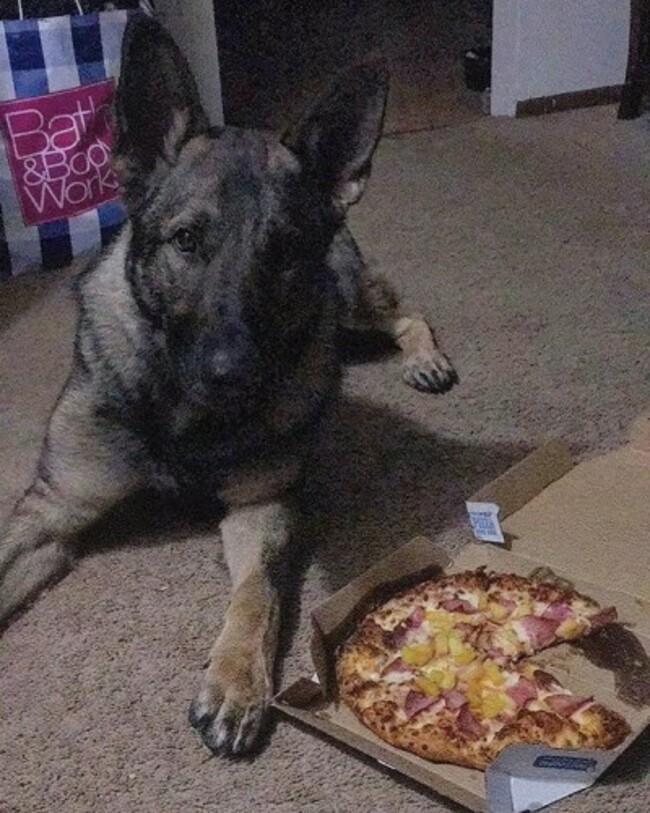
[189,685,267,756]
[403,349,459,394]
[189,649,270,756]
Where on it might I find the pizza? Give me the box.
[336,569,631,769]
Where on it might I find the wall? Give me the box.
[491,0,631,116]
[154,0,224,125]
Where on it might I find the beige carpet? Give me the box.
[0,106,649,812]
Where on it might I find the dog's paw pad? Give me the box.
[403,351,459,394]
[189,685,267,756]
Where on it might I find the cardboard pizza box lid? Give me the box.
[468,426,650,607]
[274,415,650,812]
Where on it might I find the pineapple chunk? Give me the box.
[423,667,456,691]
[415,676,442,698]
[464,662,483,681]
[467,686,484,713]
[482,691,509,719]
[440,672,456,690]
[557,617,584,640]
[512,602,532,619]
[434,632,449,657]
[454,645,477,666]
[495,627,521,654]
[426,609,454,632]
[466,662,508,714]
[488,600,509,622]
[482,660,505,686]
[477,592,488,611]
[401,641,434,666]
[447,632,464,658]
[448,631,477,665]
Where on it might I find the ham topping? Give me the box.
[498,598,516,613]
[541,602,572,622]
[404,690,438,719]
[440,597,476,613]
[519,615,560,648]
[442,689,468,710]
[590,606,617,628]
[506,676,538,708]
[457,705,483,738]
[381,657,412,675]
[387,607,426,646]
[545,693,593,717]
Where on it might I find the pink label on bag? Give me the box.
[0,80,120,226]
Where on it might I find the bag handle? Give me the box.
[18,1,86,20]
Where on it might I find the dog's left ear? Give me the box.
[113,16,209,207]
[283,64,388,208]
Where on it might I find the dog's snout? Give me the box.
[174,320,260,401]
[209,346,249,384]
[202,326,261,393]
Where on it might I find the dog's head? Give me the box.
[113,16,387,410]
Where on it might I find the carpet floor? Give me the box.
[0,105,649,812]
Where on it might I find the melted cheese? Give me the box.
[384,671,415,685]
[457,589,481,609]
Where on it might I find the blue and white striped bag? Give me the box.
[0,2,143,277]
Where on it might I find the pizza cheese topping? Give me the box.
[336,569,631,768]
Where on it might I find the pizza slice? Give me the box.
[477,573,619,661]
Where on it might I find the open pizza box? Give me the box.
[273,415,650,812]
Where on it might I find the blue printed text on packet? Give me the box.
[465,501,505,544]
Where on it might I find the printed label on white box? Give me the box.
[466,501,505,544]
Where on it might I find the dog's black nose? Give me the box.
[206,341,259,391]
[175,322,260,401]
[210,348,246,382]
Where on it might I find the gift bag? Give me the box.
[0,2,146,277]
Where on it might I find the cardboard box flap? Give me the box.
[498,444,650,605]
[469,440,574,523]
[485,745,617,813]
[311,536,450,694]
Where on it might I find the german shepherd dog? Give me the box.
[0,17,456,754]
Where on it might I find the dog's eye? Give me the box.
[172,228,198,254]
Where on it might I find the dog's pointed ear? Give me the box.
[282,64,388,208]
[113,16,209,206]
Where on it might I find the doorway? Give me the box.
[214,1,493,135]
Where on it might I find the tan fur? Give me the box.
[220,459,304,507]
[189,501,289,753]
[346,271,457,391]
[0,382,143,622]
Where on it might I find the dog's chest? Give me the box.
[137,388,304,497]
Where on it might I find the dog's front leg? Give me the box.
[0,388,143,625]
[189,499,291,755]
[330,227,458,394]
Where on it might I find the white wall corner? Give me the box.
[491,0,521,116]
[490,0,631,117]
[155,0,224,126]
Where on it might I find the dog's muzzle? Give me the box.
[196,331,261,406]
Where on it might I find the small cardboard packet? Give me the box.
[274,418,650,812]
